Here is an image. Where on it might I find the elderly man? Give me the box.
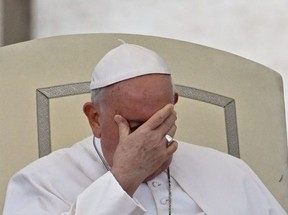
[3,43,286,214]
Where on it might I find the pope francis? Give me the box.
[3,43,287,215]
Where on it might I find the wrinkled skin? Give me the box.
[83,74,178,196]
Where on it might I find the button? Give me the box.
[152,181,161,188]
[160,197,169,205]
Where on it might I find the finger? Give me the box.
[114,115,130,140]
[164,124,177,141]
[157,111,177,137]
[166,140,178,154]
[163,130,176,147]
[144,104,174,130]
[169,124,177,138]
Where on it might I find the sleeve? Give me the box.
[75,172,146,215]
[3,171,146,215]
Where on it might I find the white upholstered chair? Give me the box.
[0,34,287,212]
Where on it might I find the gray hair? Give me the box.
[91,88,104,105]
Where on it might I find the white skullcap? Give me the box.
[90,43,170,89]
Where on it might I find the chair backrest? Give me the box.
[0,34,287,212]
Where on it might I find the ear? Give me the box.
[83,102,101,138]
[173,92,179,104]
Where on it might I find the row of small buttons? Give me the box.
[149,178,169,207]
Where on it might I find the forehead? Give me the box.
[104,74,174,119]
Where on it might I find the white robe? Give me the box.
[3,136,287,215]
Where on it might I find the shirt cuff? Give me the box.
[76,171,146,215]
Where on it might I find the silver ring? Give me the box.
[165,134,174,145]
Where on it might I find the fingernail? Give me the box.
[114,115,120,123]
[114,115,123,124]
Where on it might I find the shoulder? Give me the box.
[174,141,251,175]
[12,136,104,182]
[176,141,238,161]
[4,137,107,212]
[173,141,264,189]
[172,142,286,213]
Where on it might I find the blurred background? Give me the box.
[1,0,288,129]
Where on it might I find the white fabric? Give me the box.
[90,43,170,89]
[3,136,287,215]
[95,136,204,214]
[143,172,204,214]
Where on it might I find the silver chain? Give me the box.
[167,167,172,215]
[93,136,111,171]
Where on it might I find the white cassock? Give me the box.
[3,136,287,215]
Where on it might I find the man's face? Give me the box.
[97,74,176,166]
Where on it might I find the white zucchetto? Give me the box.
[90,43,170,90]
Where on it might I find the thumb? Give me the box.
[114,115,130,140]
